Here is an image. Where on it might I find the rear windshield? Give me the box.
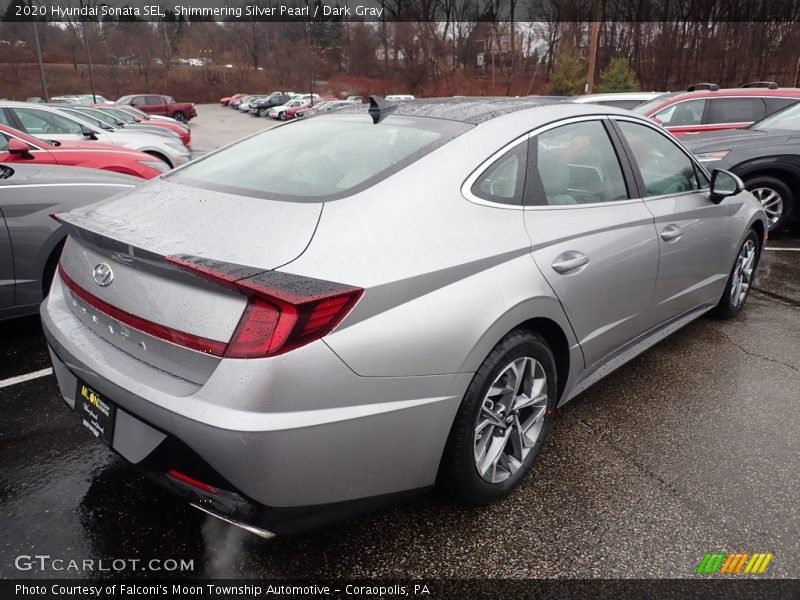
[171,114,471,201]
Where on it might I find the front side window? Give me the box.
[13,108,84,135]
[617,120,700,196]
[655,99,706,126]
[0,132,8,152]
[533,120,628,206]
[172,115,471,201]
[471,142,527,205]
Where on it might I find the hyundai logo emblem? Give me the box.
[92,263,114,287]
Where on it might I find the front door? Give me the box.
[613,118,735,325]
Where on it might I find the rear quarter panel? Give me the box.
[280,115,579,379]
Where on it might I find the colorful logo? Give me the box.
[696,552,773,574]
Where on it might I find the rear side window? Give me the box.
[655,99,706,126]
[533,120,629,206]
[172,115,471,201]
[707,98,765,124]
[471,142,527,205]
[144,96,162,105]
[764,97,799,115]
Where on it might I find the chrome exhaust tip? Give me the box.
[191,503,276,539]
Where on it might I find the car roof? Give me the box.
[570,91,665,102]
[639,87,800,114]
[336,97,570,125]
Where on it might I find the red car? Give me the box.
[284,97,338,120]
[116,94,197,123]
[634,85,800,137]
[0,124,167,179]
[95,105,191,148]
[220,93,245,106]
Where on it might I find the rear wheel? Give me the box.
[439,330,556,506]
[257,107,267,117]
[172,111,187,123]
[713,229,760,318]
[745,175,793,232]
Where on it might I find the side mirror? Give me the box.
[709,169,744,203]
[7,138,31,156]
[80,126,98,140]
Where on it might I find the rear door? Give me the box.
[704,97,767,132]
[523,117,660,369]
[612,117,735,326]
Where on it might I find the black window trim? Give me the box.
[608,115,712,201]
[463,115,648,211]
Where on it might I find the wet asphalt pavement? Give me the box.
[1,106,799,580]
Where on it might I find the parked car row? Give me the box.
[0,101,191,168]
[219,91,363,121]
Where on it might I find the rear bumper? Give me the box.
[41,273,469,531]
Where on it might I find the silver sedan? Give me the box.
[41,99,767,536]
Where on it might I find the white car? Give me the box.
[268,99,306,120]
[0,101,191,168]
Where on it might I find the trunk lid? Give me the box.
[55,179,323,383]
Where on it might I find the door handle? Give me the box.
[551,251,590,275]
[660,224,683,242]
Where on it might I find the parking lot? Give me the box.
[1,104,798,579]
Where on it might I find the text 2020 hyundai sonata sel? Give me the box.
[42,98,767,536]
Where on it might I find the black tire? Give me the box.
[744,175,793,233]
[438,329,557,506]
[42,240,65,298]
[713,229,761,319]
[278,111,287,121]
[257,107,267,117]
[172,111,187,123]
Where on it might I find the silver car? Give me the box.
[0,101,191,168]
[41,99,767,536]
[0,163,139,320]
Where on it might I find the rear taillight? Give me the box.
[166,255,363,358]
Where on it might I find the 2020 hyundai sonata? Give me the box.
[42,98,767,536]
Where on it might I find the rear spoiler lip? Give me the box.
[50,211,168,267]
[51,211,274,285]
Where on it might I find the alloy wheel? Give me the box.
[751,187,784,226]
[730,239,756,308]
[474,357,548,484]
